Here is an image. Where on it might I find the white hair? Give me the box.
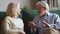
[36,1,49,11]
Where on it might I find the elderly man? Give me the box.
[28,1,60,34]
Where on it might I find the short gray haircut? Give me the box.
[6,2,20,16]
[36,1,49,11]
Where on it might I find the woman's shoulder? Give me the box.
[3,16,11,23]
[4,16,11,19]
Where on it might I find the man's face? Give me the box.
[37,4,46,14]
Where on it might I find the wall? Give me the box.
[30,0,38,9]
[0,0,31,12]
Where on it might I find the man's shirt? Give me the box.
[33,12,60,34]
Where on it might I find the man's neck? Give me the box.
[39,12,46,16]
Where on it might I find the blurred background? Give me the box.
[0,0,60,12]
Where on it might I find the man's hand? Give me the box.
[42,21,52,28]
[28,21,36,29]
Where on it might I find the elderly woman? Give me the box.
[2,2,25,34]
[28,1,60,34]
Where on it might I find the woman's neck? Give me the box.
[9,15,18,19]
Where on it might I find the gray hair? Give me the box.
[6,2,20,16]
[36,1,49,11]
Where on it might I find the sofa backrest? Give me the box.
[22,9,60,22]
[49,10,60,16]
[0,10,60,23]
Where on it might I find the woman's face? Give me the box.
[17,4,21,15]
[13,4,21,16]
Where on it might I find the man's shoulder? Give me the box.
[49,12,59,17]
[48,12,58,16]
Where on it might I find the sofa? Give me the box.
[0,9,60,34]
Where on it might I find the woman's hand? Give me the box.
[28,21,36,29]
[19,31,26,34]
